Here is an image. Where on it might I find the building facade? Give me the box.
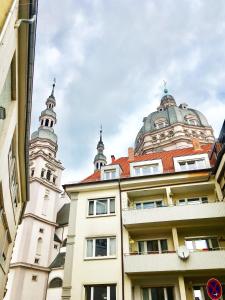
[62,94,225,300]
[4,86,68,300]
[0,0,37,298]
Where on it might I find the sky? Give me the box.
[31,0,225,184]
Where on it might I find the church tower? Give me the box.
[5,83,64,300]
[94,127,107,170]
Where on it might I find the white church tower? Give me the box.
[5,82,64,300]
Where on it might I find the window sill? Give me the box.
[84,256,117,261]
[86,213,116,219]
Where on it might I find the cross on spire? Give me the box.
[51,78,56,96]
[163,80,168,94]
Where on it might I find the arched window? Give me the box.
[62,238,67,247]
[42,195,49,215]
[50,120,53,127]
[46,170,51,181]
[41,120,44,126]
[49,277,63,288]
[45,119,49,127]
[36,237,43,255]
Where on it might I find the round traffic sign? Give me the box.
[207,278,222,300]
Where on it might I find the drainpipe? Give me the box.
[118,179,125,300]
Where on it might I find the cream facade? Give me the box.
[0,0,37,298]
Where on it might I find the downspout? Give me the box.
[118,179,125,300]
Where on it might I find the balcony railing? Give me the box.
[124,248,225,274]
[122,202,225,227]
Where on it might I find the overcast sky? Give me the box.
[31,0,225,184]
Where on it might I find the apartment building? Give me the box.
[62,91,224,300]
[0,0,37,298]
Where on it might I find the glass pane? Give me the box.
[147,240,159,253]
[197,160,206,169]
[110,199,115,213]
[109,238,116,256]
[187,198,201,205]
[134,167,141,176]
[152,164,159,174]
[156,201,162,207]
[160,239,168,253]
[95,239,107,256]
[111,171,116,179]
[211,238,219,250]
[178,199,186,205]
[135,203,142,209]
[193,286,203,300]
[96,200,107,215]
[138,241,145,254]
[143,288,149,300]
[110,285,116,300]
[143,202,155,209]
[85,286,91,300]
[185,240,194,250]
[195,239,208,250]
[166,287,174,300]
[89,201,94,215]
[179,162,186,170]
[143,166,151,175]
[87,240,93,257]
[94,286,107,300]
[151,287,165,300]
[201,197,208,203]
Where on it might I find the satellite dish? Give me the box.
[177,246,190,260]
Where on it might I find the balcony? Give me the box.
[122,202,225,227]
[124,249,225,274]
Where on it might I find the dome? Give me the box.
[41,108,56,119]
[135,93,211,152]
[31,128,57,143]
[94,153,106,162]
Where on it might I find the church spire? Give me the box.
[94,126,107,171]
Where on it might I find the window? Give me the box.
[31,169,34,177]
[178,159,206,171]
[41,169,45,178]
[155,119,168,129]
[49,277,63,288]
[86,237,116,258]
[46,170,51,181]
[39,228,44,233]
[185,115,199,126]
[88,198,115,216]
[138,239,168,254]
[34,258,39,264]
[178,197,208,206]
[32,275,37,281]
[62,238,67,247]
[134,164,159,176]
[104,170,116,180]
[54,244,58,249]
[85,285,116,300]
[142,287,174,300]
[36,237,43,255]
[135,200,163,209]
[192,285,225,300]
[53,176,56,184]
[185,237,219,251]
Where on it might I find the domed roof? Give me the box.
[41,108,56,119]
[31,127,57,143]
[94,152,106,162]
[135,93,210,150]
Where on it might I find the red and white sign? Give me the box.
[206,278,222,300]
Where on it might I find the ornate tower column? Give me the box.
[5,83,64,300]
[94,127,107,170]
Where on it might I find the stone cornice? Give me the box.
[10,262,50,272]
[23,213,58,227]
[30,152,64,170]
[29,177,63,193]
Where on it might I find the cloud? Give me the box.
[32,0,225,183]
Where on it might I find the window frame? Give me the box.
[173,154,210,172]
[130,159,163,177]
[85,236,116,259]
[87,198,116,217]
[137,238,168,254]
[185,236,219,251]
[85,284,116,300]
[142,286,174,300]
[135,199,163,209]
[177,197,208,206]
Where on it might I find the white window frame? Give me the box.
[177,196,208,206]
[85,236,116,259]
[85,285,116,300]
[185,236,219,251]
[173,154,210,172]
[87,198,115,217]
[130,159,163,177]
[101,164,121,180]
[142,287,174,300]
[135,199,163,209]
[137,239,168,254]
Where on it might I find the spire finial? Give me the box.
[163,80,168,94]
[51,78,56,96]
[100,124,102,142]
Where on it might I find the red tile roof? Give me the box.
[82,144,213,183]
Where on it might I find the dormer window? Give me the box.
[130,159,163,177]
[174,154,210,172]
[155,118,168,129]
[185,115,199,126]
[101,164,121,180]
